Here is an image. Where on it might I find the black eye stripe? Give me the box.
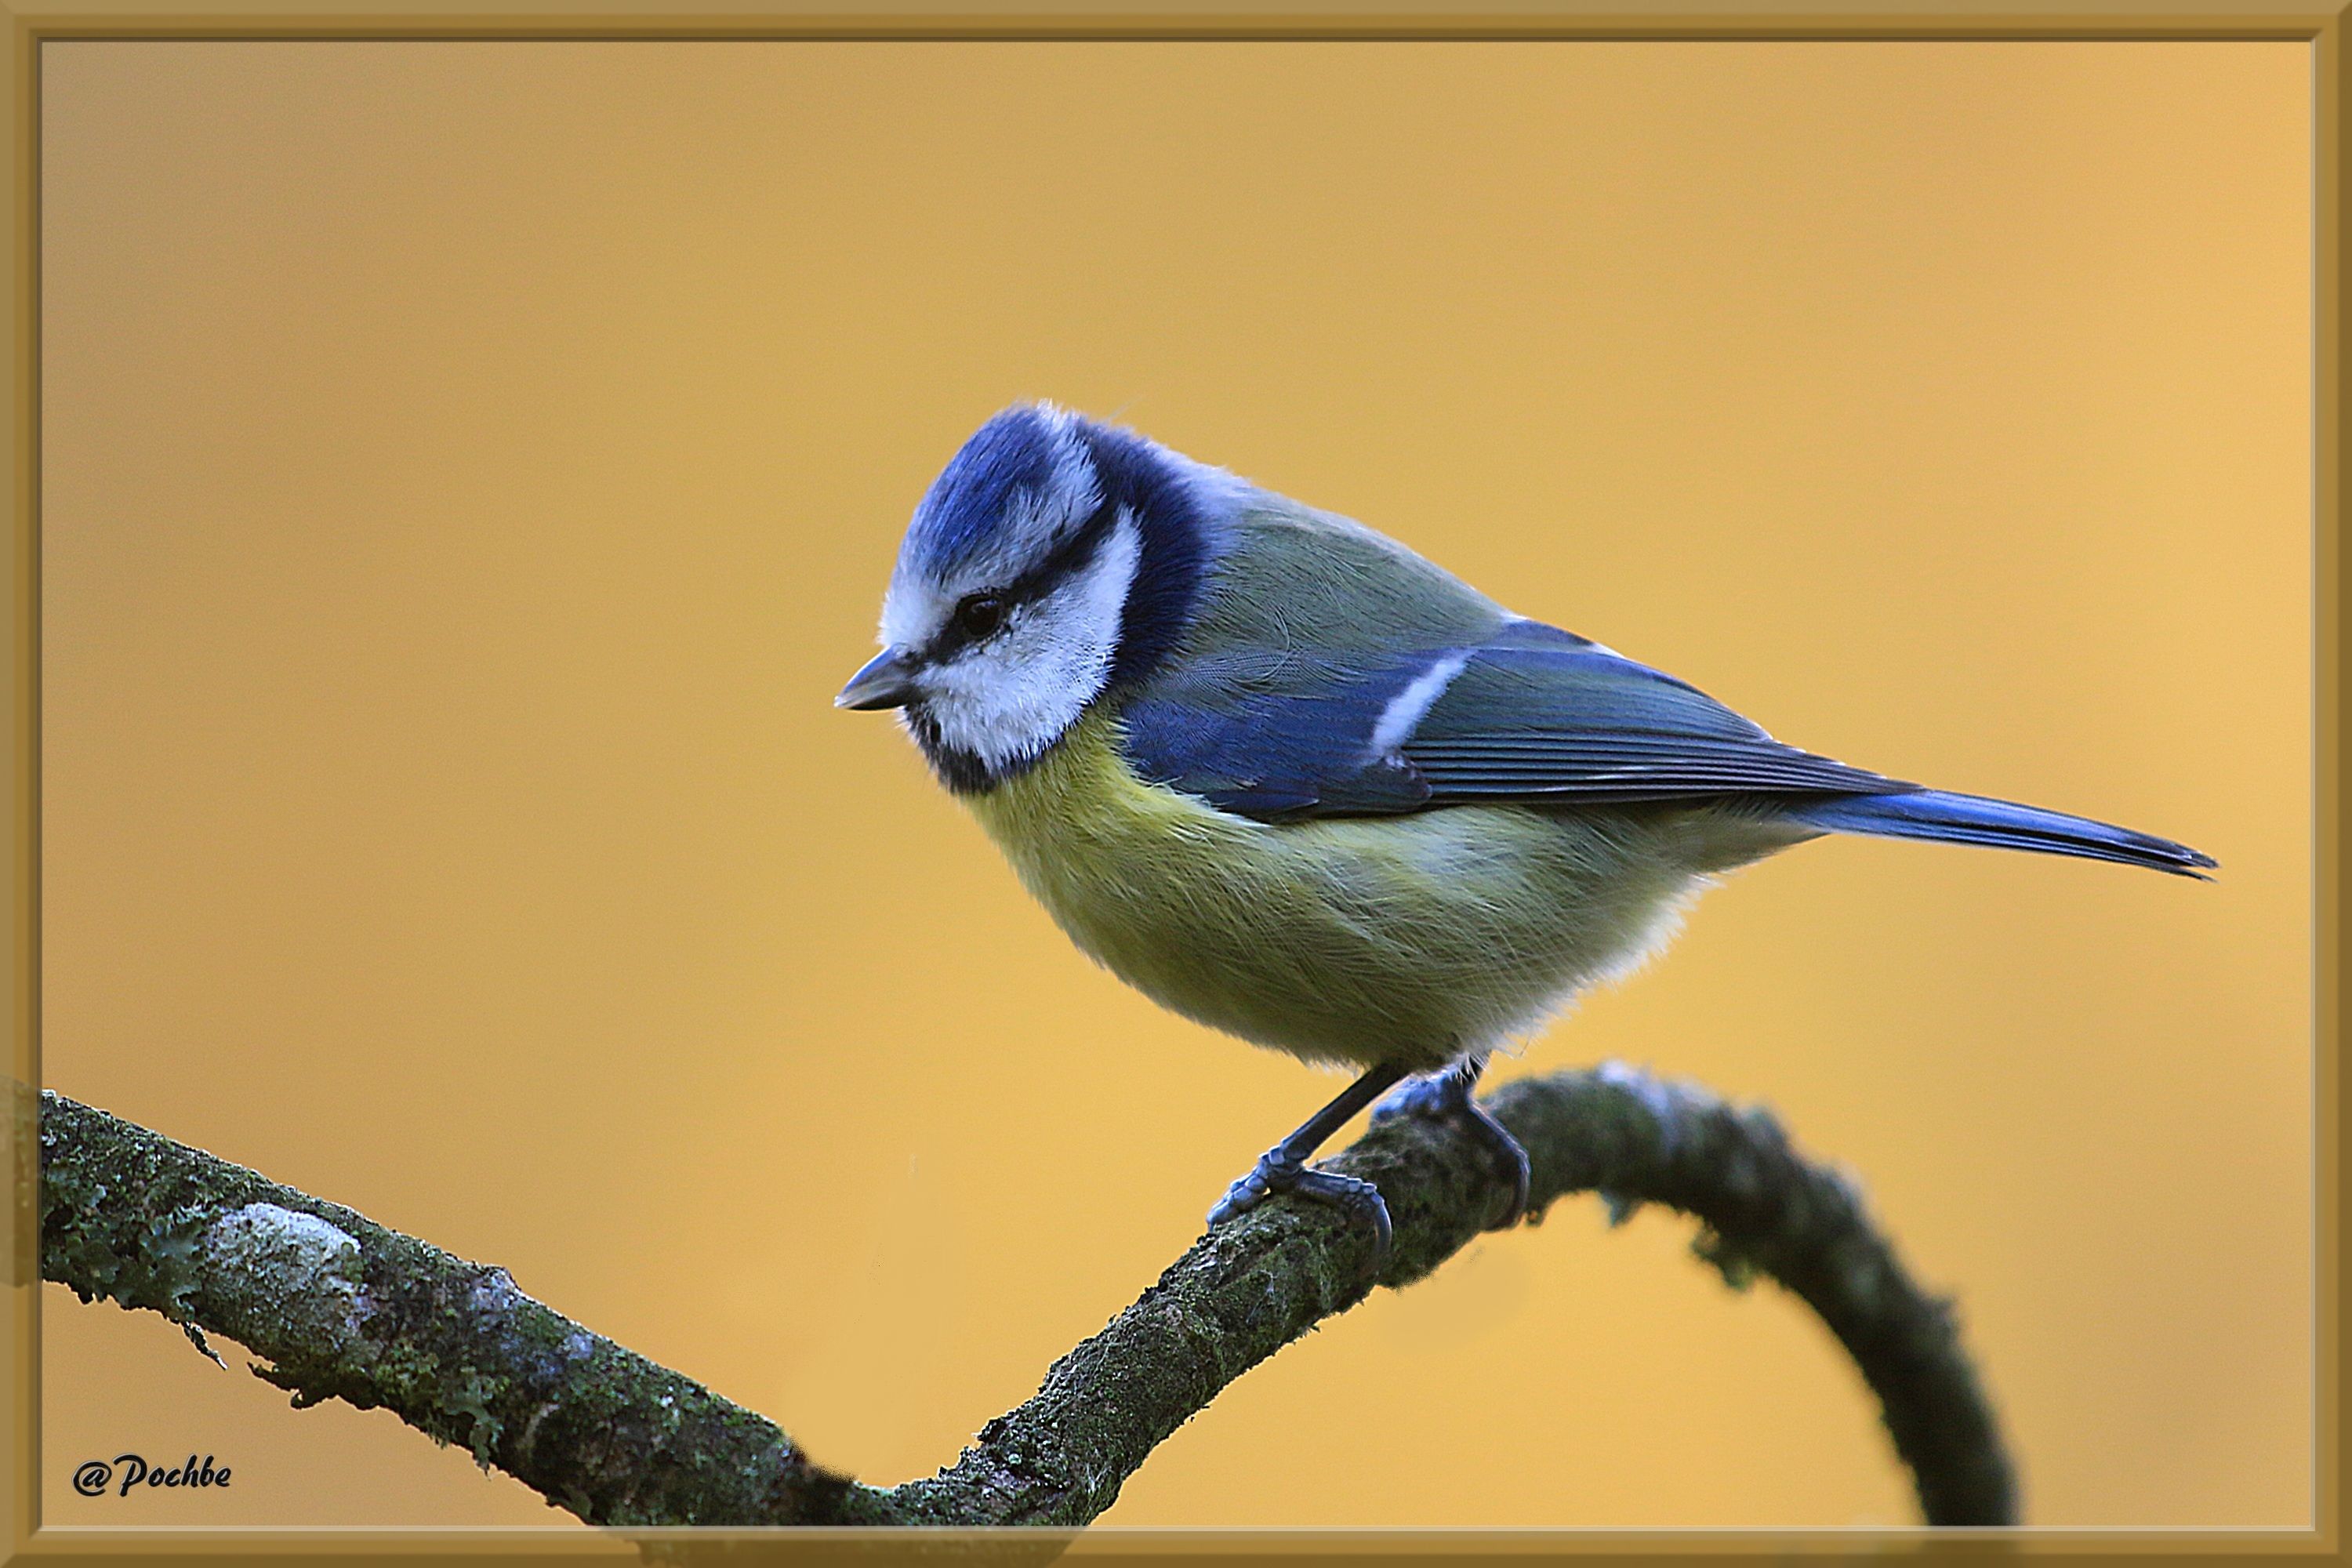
[923,490,1121,661]
[1004,490,1120,604]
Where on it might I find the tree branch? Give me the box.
[36,1065,2015,1527]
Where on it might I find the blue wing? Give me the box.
[1109,641,1439,818]
[1117,617,1914,822]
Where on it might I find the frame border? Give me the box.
[1,7,2335,1562]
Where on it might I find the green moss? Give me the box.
[39,1069,2016,1529]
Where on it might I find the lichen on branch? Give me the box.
[36,1064,2016,1529]
[37,1091,854,1526]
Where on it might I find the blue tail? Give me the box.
[1786,789,2216,879]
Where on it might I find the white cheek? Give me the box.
[920,518,1141,770]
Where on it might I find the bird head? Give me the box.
[837,403,1218,791]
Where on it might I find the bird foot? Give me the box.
[1207,1151,1392,1277]
[1370,1073,1459,1122]
[1374,1065,1531,1230]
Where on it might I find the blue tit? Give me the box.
[837,403,2212,1261]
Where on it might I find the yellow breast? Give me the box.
[964,710,1718,1071]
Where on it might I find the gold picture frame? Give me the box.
[2,5,2334,1559]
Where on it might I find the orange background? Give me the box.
[37,40,2310,1527]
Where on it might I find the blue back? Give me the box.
[1115,499,1908,820]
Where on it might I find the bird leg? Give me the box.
[1207,1062,1410,1272]
[1373,1054,1531,1229]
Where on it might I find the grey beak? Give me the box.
[835,647,918,710]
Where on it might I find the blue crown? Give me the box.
[902,404,1071,579]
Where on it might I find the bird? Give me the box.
[836,402,2212,1266]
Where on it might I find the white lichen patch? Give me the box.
[1596,1058,1688,1152]
[205,1202,367,1346]
[469,1266,524,1316]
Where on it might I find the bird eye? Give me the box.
[953,592,1007,639]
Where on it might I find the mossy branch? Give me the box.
[35,1065,2015,1529]
[34,1089,855,1526]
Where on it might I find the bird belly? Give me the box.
[964,713,1769,1072]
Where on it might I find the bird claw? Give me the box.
[1370,1073,1456,1123]
[1207,1150,1393,1278]
[1206,1158,1285,1227]
[1372,1063,1531,1231]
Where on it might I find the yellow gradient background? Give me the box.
[38,41,2309,1528]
